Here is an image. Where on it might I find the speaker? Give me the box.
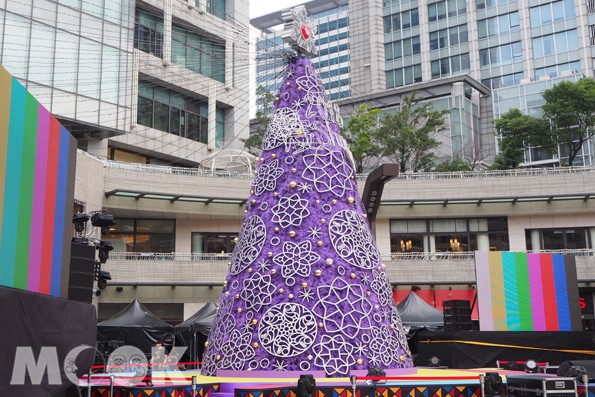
[557,360,595,380]
[68,242,96,304]
[297,374,316,397]
[443,299,472,330]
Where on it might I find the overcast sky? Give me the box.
[249,0,313,18]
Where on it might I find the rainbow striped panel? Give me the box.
[475,251,581,331]
[0,66,76,298]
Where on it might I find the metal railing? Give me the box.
[82,149,595,182]
[111,249,594,262]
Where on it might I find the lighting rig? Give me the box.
[72,210,115,291]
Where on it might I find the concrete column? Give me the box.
[163,0,172,65]
[87,139,109,159]
[130,51,140,129]
[531,230,541,251]
[478,233,490,251]
[207,82,216,150]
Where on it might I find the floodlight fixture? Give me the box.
[73,213,90,233]
[97,240,113,263]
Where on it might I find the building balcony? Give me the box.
[103,249,595,287]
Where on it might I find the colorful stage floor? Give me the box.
[81,367,547,397]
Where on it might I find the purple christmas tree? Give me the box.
[201,8,412,377]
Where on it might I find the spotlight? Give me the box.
[482,372,503,397]
[91,212,115,228]
[428,356,441,367]
[73,213,90,233]
[97,270,111,290]
[524,359,538,373]
[97,241,113,263]
[367,367,386,377]
[297,374,316,397]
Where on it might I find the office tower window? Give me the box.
[172,25,225,83]
[386,64,422,88]
[206,0,226,20]
[134,9,163,58]
[532,29,579,58]
[428,0,466,22]
[137,80,210,144]
[479,41,522,67]
[525,228,590,250]
[431,53,470,78]
[429,24,468,50]
[384,9,419,33]
[476,0,511,9]
[477,12,520,39]
[318,17,349,34]
[385,36,421,60]
[481,72,524,89]
[535,60,581,79]
[530,0,575,27]
[191,232,238,255]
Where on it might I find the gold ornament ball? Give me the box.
[225,291,230,296]
[347,197,355,204]
[254,342,259,348]
[400,355,406,361]
[275,96,280,101]
[235,294,240,299]
[315,269,322,276]
[279,288,284,293]
[296,129,303,136]
[318,322,323,328]
[308,355,313,360]
[366,291,371,296]
[247,268,253,273]
[317,241,323,247]
[302,282,308,288]
[204,341,209,347]
[271,269,277,275]
[286,81,291,86]
[374,305,379,310]
[273,192,278,197]
[216,355,221,361]
[332,199,337,204]
[252,319,258,325]
[238,308,243,313]
[326,259,333,265]
[250,190,254,195]
[391,324,395,329]
[357,359,363,365]
[268,252,273,257]
[251,199,256,204]
[382,263,386,268]
[292,168,297,173]
[298,86,302,91]
[315,199,320,204]
[274,227,280,232]
[289,230,296,237]
[350,273,356,279]
[271,153,277,159]
[289,294,294,299]
[289,181,297,188]
[321,218,326,224]
[260,157,265,162]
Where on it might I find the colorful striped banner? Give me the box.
[475,251,581,331]
[0,66,76,298]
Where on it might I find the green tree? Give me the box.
[434,157,471,172]
[243,86,275,156]
[341,103,381,173]
[374,93,447,173]
[542,78,595,166]
[493,108,550,169]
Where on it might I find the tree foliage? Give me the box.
[493,108,550,169]
[542,78,595,166]
[375,92,447,173]
[243,86,275,156]
[341,103,381,173]
[434,157,471,172]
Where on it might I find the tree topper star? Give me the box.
[281,6,318,56]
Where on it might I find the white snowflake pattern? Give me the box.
[252,159,284,195]
[361,273,370,285]
[299,288,314,302]
[298,182,312,193]
[271,194,310,228]
[257,259,271,272]
[355,341,367,355]
[274,360,287,371]
[262,107,310,152]
[273,240,320,279]
[308,226,321,239]
[302,148,354,197]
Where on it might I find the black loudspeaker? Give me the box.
[68,242,96,304]
[557,360,595,380]
[297,374,316,397]
[443,300,472,330]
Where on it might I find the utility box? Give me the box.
[507,375,577,397]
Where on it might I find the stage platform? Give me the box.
[81,367,571,397]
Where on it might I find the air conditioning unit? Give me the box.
[538,74,551,81]
[560,69,575,77]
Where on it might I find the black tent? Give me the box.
[397,292,444,329]
[173,301,217,366]
[97,300,173,357]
